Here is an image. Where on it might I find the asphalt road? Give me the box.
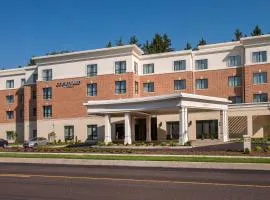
[0,163,269,200]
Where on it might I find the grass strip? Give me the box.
[0,153,270,164]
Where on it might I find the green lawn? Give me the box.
[0,153,270,164]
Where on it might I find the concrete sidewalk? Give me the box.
[0,157,269,171]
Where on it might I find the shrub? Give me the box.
[96,141,105,146]
[169,141,177,147]
[184,141,191,146]
[106,142,114,146]
[244,148,250,154]
[255,146,262,152]
[160,142,167,146]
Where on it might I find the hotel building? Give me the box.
[0,35,269,144]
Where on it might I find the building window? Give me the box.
[33,74,38,83]
[253,93,268,103]
[115,81,126,94]
[42,69,52,81]
[6,111,14,120]
[143,82,154,92]
[115,61,126,74]
[252,51,267,63]
[228,96,242,104]
[32,90,36,100]
[134,62,138,75]
[64,126,74,141]
[228,55,241,67]
[6,80,14,89]
[195,59,208,70]
[87,64,97,77]
[174,80,186,90]
[43,87,52,99]
[43,106,52,118]
[228,76,241,87]
[6,95,14,104]
[87,83,97,96]
[174,60,186,71]
[196,79,208,89]
[253,72,267,84]
[6,131,14,141]
[87,125,98,140]
[33,108,37,117]
[32,130,37,138]
[166,121,179,140]
[143,64,154,74]
[21,78,26,86]
[135,81,139,94]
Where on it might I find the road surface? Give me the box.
[0,163,269,200]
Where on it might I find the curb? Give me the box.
[0,157,269,171]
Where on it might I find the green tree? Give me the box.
[116,37,124,46]
[198,37,207,46]
[45,50,71,56]
[184,42,192,50]
[129,36,141,47]
[106,41,113,48]
[233,29,243,41]
[27,58,36,66]
[251,25,263,36]
[142,33,173,54]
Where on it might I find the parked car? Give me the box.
[0,138,8,148]
[24,137,48,148]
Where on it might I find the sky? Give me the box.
[0,0,269,69]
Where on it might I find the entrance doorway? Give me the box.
[135,118,157,141]
[196,120,218,139]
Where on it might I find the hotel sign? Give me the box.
[56,80,81,88]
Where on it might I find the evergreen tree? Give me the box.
[233,29,243,41]
[27,58,35,66]
[184,42,192,50]
[129,36,141,47]
[198,38,207,46]
[106,41,112,48]
[116,37,124,46]
[142,33,173,54]
[251,25,263,36]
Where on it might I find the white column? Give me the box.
[146,116,152,142]
[247,115,253,137]
[179,107,188,145]
[124,113,132,145]
[104,114,112,144]
[219,110,229,142]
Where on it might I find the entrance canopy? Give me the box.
[83,93,230,145]
[83,93,230,115]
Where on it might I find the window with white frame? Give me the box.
[43,106,52,118]
[252,51,267,63]
[6,80,14,89]
[6,131,14,141]
[87,64,97,77]
[6,111,14,120]
[174,80,186,90]
[64,126,74,141]
[228,76,241,87]
[143,82,154,92]
[6,95,14,104]
[42,69,52,81]
[115,81,126,94]
[115,61,126,74]
[143,64,154,74]
[87,125,98,140]
[253,93,268,103]
[87,83,97,96]
[134,62,138,75]
[174,60,186,71]
[196,79,208,89]
[21,78,26,86]
[253,72,267,84]
[43,87,52,99]
[228,55,241,67]
[195,59,208,70]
